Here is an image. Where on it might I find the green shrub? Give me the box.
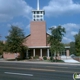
[50,56,53,61]
[29,56,32,59]
[50,56,56,62]
[56,60,64,62]
[16,57,22,61]
[43,56,47,60]
[50,56,64,62]
[33,55,39,59]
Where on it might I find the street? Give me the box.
[0,62,80,80]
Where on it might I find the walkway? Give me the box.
[61,56,80,63]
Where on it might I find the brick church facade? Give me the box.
[23,21,50,59]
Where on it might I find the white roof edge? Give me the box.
[29,46,50,48]
[28,46,70,49]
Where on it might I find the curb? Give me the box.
[0,60,80,66]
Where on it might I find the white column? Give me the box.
[33,49,35,57]
[66,50,69,57]
[40,49,42,57]
[47,49,49,57]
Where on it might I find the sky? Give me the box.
[0,0,80,43]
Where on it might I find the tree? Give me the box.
[4,25,28,58]
[74,29,80,56]
[69,42,76,55]
[48,26,66,61]
[0,41,4,55]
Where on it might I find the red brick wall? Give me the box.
[23,35,31,47]
[3,52,20,59]
[23,33,50,47]
[30,21,47,46]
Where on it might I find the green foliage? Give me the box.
[4,25,28,55]
[0,41,4,55]
[50,56,64,62]
[64,43,70,46]
[48,26,66,55]
[74,29,80,56]
[33,55,39,59]
[56,60,64,62]
[43,56,47,60]
[50,56,53,61]
[69,42,76,55]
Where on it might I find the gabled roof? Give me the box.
[24,34,31,39]
[46,33,50,36]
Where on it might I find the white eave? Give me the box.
[28,46,70,49]
[29,46,50,49]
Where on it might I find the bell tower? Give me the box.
[30,0,46,46]
[32,0,45,21]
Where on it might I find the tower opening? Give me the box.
[32,0,45,21]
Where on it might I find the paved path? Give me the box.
[61,56,80,63]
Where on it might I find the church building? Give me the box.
[23,0,70,60]
[3,0,70,60]
[23,0,50,59]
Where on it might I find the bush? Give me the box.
[50,56,64,62]
[16,57,22,61]
[43,56,47,60]
[56,60,64,62]
[50,56,53,61]
[33,55,39,59]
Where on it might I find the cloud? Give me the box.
[71,31,78,35]
[7,22,24,28]
[43,0,80,17]
[62,37,72,43]
[62,23,80,43]
[47,25,57,34]
[62,23,80,33]
[0,0,32,22]
[47,30,51,35]
[48,23,80,43]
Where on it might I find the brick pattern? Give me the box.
[30,21,47,46]
[23,33,50,47]
[23,35,31,47]
[3,52,20,59]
